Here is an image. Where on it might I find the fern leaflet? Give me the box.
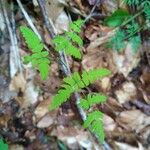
[79,93,107,110]
[52,20,84,59]
[83,111,104,142]
[49,68,111,110]
[20,26,50,80]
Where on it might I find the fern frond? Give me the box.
[49,68,111,110]
[92,120,105,143]
[20,26,44,52]
[20,26,50,80]
[69,19,84,33]
[52,19,84,59]
[79,98,90,110]
[83,111,104,142]
[79,93,107,110]
[83,111,103,128]
[66,32,83,46]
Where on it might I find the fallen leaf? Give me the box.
[113,43,141,77]
[34,98,51,120]
[115,82,137,104]
[37,111,57,128]
[104,114,116,132]
[116,110,150,132]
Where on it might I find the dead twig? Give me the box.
[0,0,22,77]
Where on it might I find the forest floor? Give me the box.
[0,0,150,150]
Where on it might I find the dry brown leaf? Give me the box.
[102,0,118,14]
[101,77,111,91]
[104,114,116,132]
[87,29,116,50]
[9,144,24,150]
[34,98,52,120]
[45,0,64,21]
[115,142,145,150]
[113,43,141,77]
[9,72,26,92]
[52,126,102,150]
[74,0,84,10]
[115,82,137,104]
[37,111,57,128]
[82,46,116,71]
[116,110,150,132]
[55,11,69,34]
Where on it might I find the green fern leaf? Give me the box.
[88,93,107,106]
[49,89,72,110]
[23,55,32,64]
[20,26,44,52]
[65,43,82,59]
[92,120,105,143]
[79,98,90,110]
[52,19,83,59]
[83,111,103,128]
[49,68,111,110]
[79,93,107,110]
[53,35,82,59]
[82,68,111,84]
[83,111,104,142]
[69,19,84,33]
[38,62,49,80]
[20,26,50,80]
[66,32,83,46]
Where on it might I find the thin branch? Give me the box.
[16,0,42,40]
[0,0,22,77]
[85,0,101,22]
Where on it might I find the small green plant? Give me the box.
[52,20,84,59]
[20,26,50,80]
[104,0,150,53]
[20,19,111,143]
[0,139,8,150]
[49,69,110,110]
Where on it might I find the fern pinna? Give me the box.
[52,19,84,59]
[20,26,50,80]
[49,68,111,109]
[49,68,111,142]
[79,93,107,142]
